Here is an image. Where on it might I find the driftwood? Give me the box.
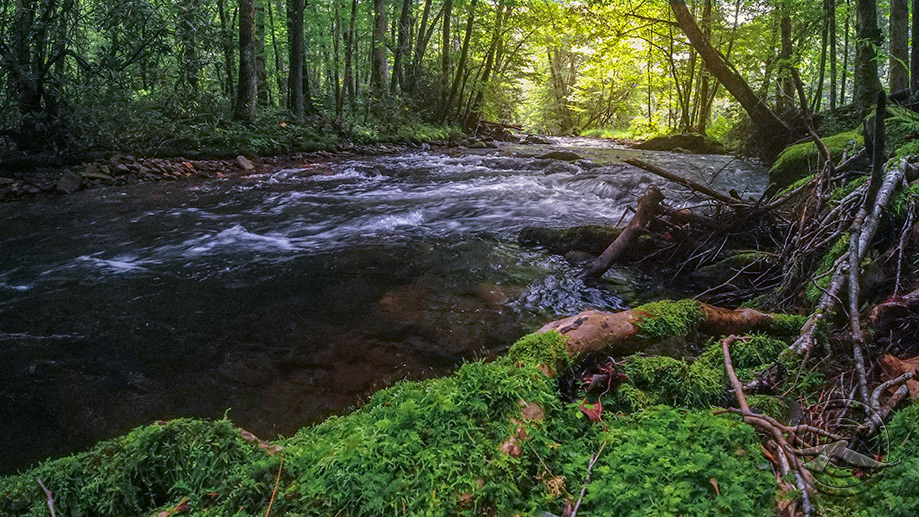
[578,184,664,279]
[537,304,772,359]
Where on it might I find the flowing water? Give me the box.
[0,138,767,473]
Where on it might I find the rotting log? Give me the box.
[578,184,664,280]
[536,301,773,361]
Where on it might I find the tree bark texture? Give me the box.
[287,0,305,120]
[853,0,882,108]
[234,0,258,122]
[890,0,909,92]
[370,0,388,95]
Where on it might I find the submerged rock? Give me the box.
[537,150,584,161]
[518,224,621,255]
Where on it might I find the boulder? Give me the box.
[524,134,553,145]
[519,225,621,255]
[633,133,725,154]
[236,155,256,170]
[768,129,862,188]
[55,170,83,194]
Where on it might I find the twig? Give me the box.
[570,440,606,517]
[264,456,285,517]
[35,478,56,517]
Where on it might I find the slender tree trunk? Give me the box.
[814,3,828,112]
[234,0,258,122]
[345,0,357,105]
[287,0,305,120]
[268,0,285,105]
[853,0,882,108]
[470,2,508,119]
[778,13,794,114]
[695,0,712,132]
[442,0,477,120]
[255,2,270,105]
[370,0,388,95]
[391,0,412,93]
[829,0,837,109]
[670,0,788,137]
[890,0,909,92]
[334,4,342,118]
[440,0,453,112]
[219,0,236,100]
[178,1,200,92]
[841,0,850,104]
[407,0,433,93]
[913,0,919,93]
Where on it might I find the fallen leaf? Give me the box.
[709,478,720,495]
[579,399,603,422]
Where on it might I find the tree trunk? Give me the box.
[334,4,342,118]
[219,0,236,100]
[670,0,788,138]
[441,0,477,120]
[778,13,794,114]
[255,2,270,105]
[440,0,453,112]
[829,0,837,109]
[890,0,909,92]
[268,0,285,105]
[407,0,434,93]
[178,1,200,92]
[469,2,508,120]
[853,0,882,108]
[345,0,357,105]
[370,0,388,95]
[912,0,919,93]
[287,0,305,120]
[391,0,412,93]
[234,0,258,122]
[841,0,850,104]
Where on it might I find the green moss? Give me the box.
[0,419,273,516]
[504,330,571,371]
[829,176,868,205]
[577,407,776,515]
[619,355,723,408]
[892,184,919,220]
[760,313,807,336]
[745,395,788,420]
[769,130,863,188]
[632,299,705,340]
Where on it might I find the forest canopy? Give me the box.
[0,0,911,157]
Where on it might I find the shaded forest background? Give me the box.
[0,0,915,156]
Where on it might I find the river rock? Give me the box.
[519,225,621,255]
[633,133,725,154]
[524,134,553,145]
[537,150,583,161]
[56,170,83,193]
[237,155,256,170]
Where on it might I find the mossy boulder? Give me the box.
[634,133,725,154]
[518,224,621,254]
[769,130,863,188]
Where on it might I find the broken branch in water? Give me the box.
[579,184,663,280]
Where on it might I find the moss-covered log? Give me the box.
[537,299,774,366]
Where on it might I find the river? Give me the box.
[0,137,767,473]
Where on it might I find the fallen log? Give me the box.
[537,300,773,359]
[624,158,748,207]
[578,184,664,279]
